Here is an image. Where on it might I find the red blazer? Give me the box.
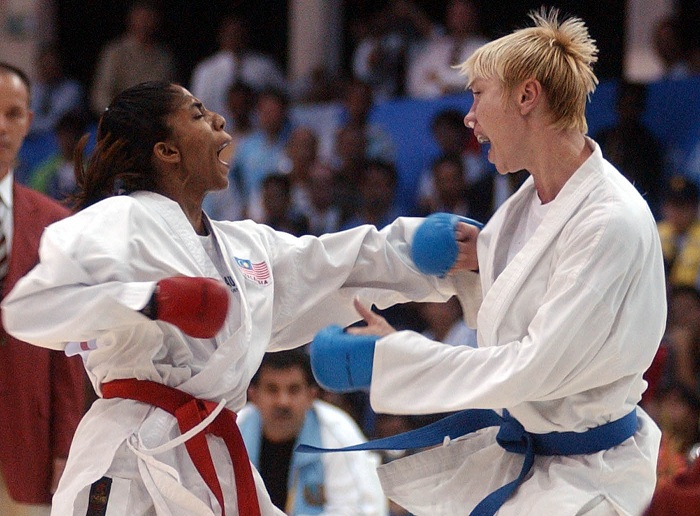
[0,183,86,504]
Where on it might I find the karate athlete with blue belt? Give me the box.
[305,9,666,516]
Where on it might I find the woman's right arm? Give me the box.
[1,223,155,349]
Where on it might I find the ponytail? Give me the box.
[71,81,181,211]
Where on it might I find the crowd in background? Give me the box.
[6,0,700,514]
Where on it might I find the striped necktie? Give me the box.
[0,203,7,284]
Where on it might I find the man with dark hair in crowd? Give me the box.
[238,349,387,515]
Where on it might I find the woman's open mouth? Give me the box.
[217,141,234,167]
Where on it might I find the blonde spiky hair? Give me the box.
[458,7,599,133]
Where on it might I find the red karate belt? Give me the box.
[101,378,261,516]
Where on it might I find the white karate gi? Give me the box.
[1,191,456,516]
[238,400,388,515]
[370,142,666,515]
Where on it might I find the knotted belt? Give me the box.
[102,379,261,516]
[298,407,637,516]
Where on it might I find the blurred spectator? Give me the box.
[341,159,401,230]
[416,108,496,221]
[415,153,470,218]
[29,43,85,137]
[644,455,700,516]
[90,0,176,116]
[662,285,700,399]
[654,383,700,487]
[351,0,437,100]
[405,0,489,98]
[199,85,257,223]
[339,79,396,164]
[331,124,368,227]
[190,14,286,126]
[225,81,256,156]
[291,66,347,105]
[653,15,692,80]
[417,295,477,348]
[204,87,291,222]
[657,176,700,288]
[278,126,319,215]
[235,87,291,221]
[239,350,387,515]
[594,81,665,217]
[300,163,341,236]
[259,173,309,236]
[27,110,90,203]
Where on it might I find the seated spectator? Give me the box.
[278,126,320,216]
[90,0,176,116]
[657,176,700,287]
[416,154,471,217]
[331,124,368,227]
[415,108,496,221]
[661,285,700,398]
[645,284,700,423]
[341,159,402,230]
[653,15,692,80]
[259,173,309,236]
[226,81,256,145]
[594,81,665,217]
[290,65,347,105]
[417,295,477,348]
[29,43,85,136]
[204,87,291,222]
[351,0,437,100]
[644,455,700,516]
[405,0,489,98]
[190,14,286,126]
[300,163,342,236]
[339,79,396,164]
[233,87,291,221]
[239,350,388,515]
[654,383,700,488]
[27,110,90,203]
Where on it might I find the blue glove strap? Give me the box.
[411,213,483,277]
[310,325,377,393]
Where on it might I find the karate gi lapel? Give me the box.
[477,143,606,344]
[137,192,218,276]
[135,192,252,402]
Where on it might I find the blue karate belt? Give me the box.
[297,408,637,516]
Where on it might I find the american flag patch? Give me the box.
[235,257,271,285]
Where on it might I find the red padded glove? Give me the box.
[149,276,229,338]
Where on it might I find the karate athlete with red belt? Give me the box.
[0,81,475,516]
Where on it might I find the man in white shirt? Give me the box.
[190,15,286,126]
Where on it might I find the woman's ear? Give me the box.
[518,78,542,116]
[153,141,181,164]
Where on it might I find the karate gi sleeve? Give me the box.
[369,208,666,415]
[1,221,156,350]
[262,217,481,351]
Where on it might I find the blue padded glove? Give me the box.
[310,325,377,393]
[411,213,484,277]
